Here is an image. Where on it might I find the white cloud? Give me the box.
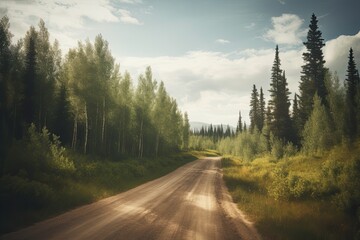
[324,31,360,79]
[119,0,143,4]
[119,32,360,126]
[216,39,230,44]
[1,0,119,30]
[118,9,143,25]
[119,48,302,125]
[264,14,306,45]
[0,0,144,51]
[1,0,121,51]
[245,22,256,29]
[278,0,286,5]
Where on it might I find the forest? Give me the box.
[190,14,360,239]
[0,16,190,160]
[0,15,192,233]
[1,11,360,239]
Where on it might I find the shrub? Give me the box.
[4,124,75,177]
[0,175,54,209]
[267,167,290,200]
[287,174,310,199]
[268,167,312,200]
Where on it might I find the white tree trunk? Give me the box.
[84,102,88,154]
[72,114,78,150]
[138,117,143,158]
[155,133,159,157]
[102,97,106,146]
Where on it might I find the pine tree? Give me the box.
[292,93,301,143]
[0,16,12,175]
[268,46,293,142]
[259,87,266,131]
[249,84,260,132]
[299,13,327,126]
[23,26,37,126]
[225,125,231,138]
[53,82,71,145]
[345,48,359,140]
[0,16,12,115]
[268,45,282,114]
[236,111,242,133]
[36,19,57,130]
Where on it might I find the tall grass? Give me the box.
[221,147,360,239]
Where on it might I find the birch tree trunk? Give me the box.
[84,102,88,154]
[138,117,143,159]
[102,97,106,150]
[155,133,159,157]
[72,114,78,150]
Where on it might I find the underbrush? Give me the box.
[0,125,198,234]
[221,143,360,239]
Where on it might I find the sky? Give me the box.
[1,0,360,126]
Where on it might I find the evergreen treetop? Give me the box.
[299,13,327,126]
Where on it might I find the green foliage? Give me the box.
[1,131,197,233]
[189,135,216,150]
[218,130,267,161]
[5,124,74,176]
[268,46,294,143]
[267,166,289,200]
[222,155,356,239]
[326,71,346,143]
[1,17,188,160]
[302,94,334,155]
[0,175,54,208]
[299,14,327,125]
[249,84,261,131]
[267,166,311,200]
[269,136,298,160]
[321,144,360,213]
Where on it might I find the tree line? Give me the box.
[216,14,359,159]
[191,124,235,142]
[243,14,360,147]
[0,16,190,174]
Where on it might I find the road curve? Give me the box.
[1,157,261,240]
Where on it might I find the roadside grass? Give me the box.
[221,150,358,240]
[0,150,200,235]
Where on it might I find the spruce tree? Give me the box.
[249,84,260,132]
[268,46,293,142]
[23,27,37,126]
[53,82,71,145]
[259,87,266,131]
[345,48,359,140]
[292,94,301,143]
[299,13,327,126]
[236,111,242,133]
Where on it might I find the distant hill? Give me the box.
[190,122,236,132]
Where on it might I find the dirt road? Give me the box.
[1,157,261,240]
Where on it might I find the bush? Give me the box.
[302,95,334,155]
[332,158,360,212]
[0,175,54,208]
[287,174,310,198]
[4,124,75,177]
[267,167,290,200]
[268,167,312,200]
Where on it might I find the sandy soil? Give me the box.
[1,157,261,240]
